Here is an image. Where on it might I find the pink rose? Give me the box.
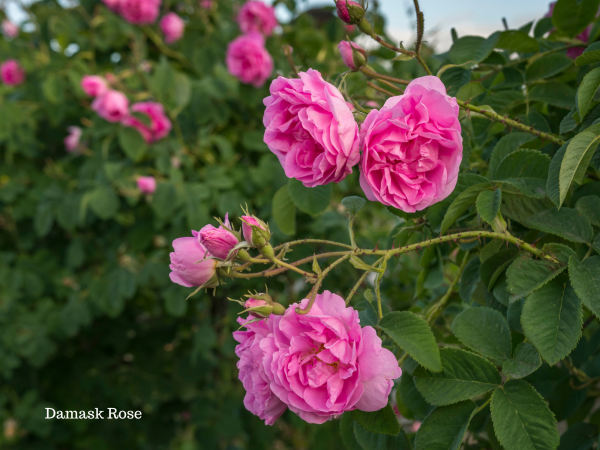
[226,32,273,88]
[233,317,288,425]
[338,41,366,70]
[81,75,108,97]
[160,13,184,44]
[335,0,363,24]
[199,0,212,8]
[237,0,277,36]
[0,60,25,86]
[359,76,462,213]
[263,69,360,187]
[137,176,156,194]
[102,0,121,11]
[2,20,19,38]
[256,291,401,424]
[545,2,592,59]
[64,126,83,153]
[119,0,161,25]
[122,102,172,143]
[92,90,129,122]
[241,215,266,245]
[169,232,218,288]
[198,214,239,261]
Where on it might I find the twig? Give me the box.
[283,45,299,78]
[367,81,396,97]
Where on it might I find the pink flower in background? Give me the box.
[226,32,273,88]
[199,0,212,8]
[119,0,161,25]
[0,60,25,86]
[64,126,82,153]
[198,214,239,261]
[102,0,121,11]
[169,232,218,288]
[122,102,172,143]
[160,13,184,44]
[237,0,277,36]
[545,2,593,59]
[92,90,129,122]
[263,69,360,187]
[2,20,19,38]
[338,41,366,70]
[137,176,156,194]
[359,76,462,213]
[81,75,108,97]
[233,317,288,425]
[410,421,422,433]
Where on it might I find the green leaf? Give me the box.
[480,249,520,291]
[494,150,551,198]
[452,307,512,360]
[413,348,501,406]
[89,186,119,220]
[560,109,578,135]
[379,311,441,372]
[353,423,411,450]
[272,185,296,235]
[522,277,582,365]
[490,380,559,450]
[397,373,434,421]
[342,196,367,216]
[575,41,600,66]
[529,82,576,109]
[460,256,481,303]
[456,82,486,102]
[506,254,568,302]
[552,0,600,37]
[575,195,600,226]
[440,183,491,233]
[526,53,573,81]
[449,35,498,65]
[341,414,363,450]
[547,140,569,207]
[287,178,332,216]
[496,30,540,53]
[153,182,178,220]
[488,133,536,180]
[476,189,502,224]
[524,207,593,243]
[578,68,600,119]
[351,404,400,436]
[118,126,148,162]
[502,343,542,379]
[173,71,191,110]
[559,129,600,205]
[502,192,555,224]
[414,401,478,450]
[557,423,598,450]
[569,255,600,318]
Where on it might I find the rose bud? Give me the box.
[64,126,83,153]
[241,215,270,248]
[169,232,219,288]
[243,295,285,318]
[160,12,184,44]
[335,0,364,25]
[81,75,108,97]
[137,176,156,194]
[198,214,240,261]
[338,41,367,71]
[92,90,129,122]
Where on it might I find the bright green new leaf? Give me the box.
[506,254,568,302]
[559,128,600,206]
[569,256,600,318]
[287,178,332,216]
[351,404,400,436]
[272,185,296,235]
[476,189,502,224]
[440,183,492,233]
[552,0,600,37]
[502,343,542,379]
[578,67,600,119]
[452,307,512,359]
[414,401,478,450]
[575,195,600,226]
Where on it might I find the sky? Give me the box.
[270,0,553,52]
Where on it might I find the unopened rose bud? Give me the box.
[198,213,240,261]
[335,0,364,25]
[338,41,367,70]
[241,215,271,248]
[243,296,285,318]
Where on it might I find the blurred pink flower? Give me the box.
[137,176,156,194]
[226,32,273,88]
[92,90,129,122]
[119,0,161,25]
[237,0,277,36]
[81,75,109,97]
[64,126,83,153]
[122,102,172,143]
[160,13,184,44]
[199,0,212,8]
[0,60,25,86]
[2,20,19,38]
[169,232,218,288]
[102,0,121,11]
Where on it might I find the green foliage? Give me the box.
[413,400,478,450]
[452,307,512,360]
[502,343,542,379]
[351,404,400,436]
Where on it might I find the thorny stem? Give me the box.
[296,254,351,314]
[345,270,372,305]
[267,254,314,279]
[413,0,424,54]
[426,251,470,324]
[272,239,354,251]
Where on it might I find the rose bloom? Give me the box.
[237,0,277,36]
[92,90,129,122]
[338,40,366,71]
[0,60,25,86]
[2,20,19,38]
[359,76,462,213]
[198,214,239,261]
[169,231,218,288]
[64,126,83,153]
[122,102,172,143]
[81,75,108,97]
[160,13,184,44]
[235,291,401,424]
[119,0,161,25]
[226,32,273,88]
[263,69,360,187]
[137,176,156,194]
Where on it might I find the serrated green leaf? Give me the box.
[526,53,573,81]
[559,129,600,206]
[560,109,578,135]
[488,133,536,180]
[524,207,593,243]
[569,255,600,318]
[272,185,296,235]
[578,68,600,120]
[452,307,512,359]
[529,82,576,109]
[575,41,600,66]
[542,243,577,264]
[490,380,559,450]
[502,343,542,379]
[459,256,481,303]
[351,404,400,436]
[287,178,331,216]
[413,348,501,406]
[494,150,551,198]
[414,400,478,450]
[397,373,434,421]
[353,422,411,450]
[340,414,363,450]
[480,249,520,291]
[522,277,582,365]
[477,189,502,224]
[547,140,569,207]
[440,183,492,233]
[379,311,441,372]
[575,195,600,226]
[506,254,568,302]
[342,196,366,216]
[502,192,555,225]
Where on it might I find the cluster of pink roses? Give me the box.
[0,59,25,86]
[226,1,276,88]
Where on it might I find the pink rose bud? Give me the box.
[263,69,360,187]
[119,0,161,25]
[122,102,172,143]
[137,176,157,194]
[160,13,184,44]
[360,76,462,213]
[81,75,109,97]
[338,41,366,70]
[335,0,364,25]
[198,214,240,261]
[102,0,121,11]
[237,0,277,36]
[410,421,421,433]
[0,59,25,86]
[92,90,129,122]
[241,215,270,247]
[199,0,212,8]
[226,32,273,88]
[243,298,273,318]
[2,20,19,38]
[64,126,83,153]
[169,231,219,288]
